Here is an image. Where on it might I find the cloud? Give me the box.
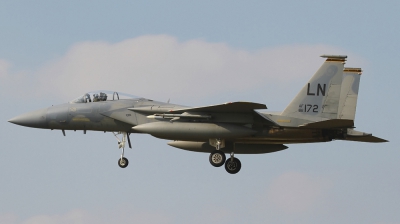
[0,60,11,78]
[0,59,33,99]
[189,206,236,224]
[2,35,365,104]
[20,210,90,224]
[266,171,332,214]
[4,209,173,224]
[0,213,18,224]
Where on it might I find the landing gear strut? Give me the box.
[113,132,131,168]
[209,139,226,167]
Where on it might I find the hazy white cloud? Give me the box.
[0,59,11,78]
[375,222,400,224]
[4,209,173,224]
[36,36,353,101]
[266,171,332,214]
[1,35,365,103]
[0,59,33,99]
[21,210,90,224]
[1,207,286,224]
[190,206,236,224]
[0,213,18,224]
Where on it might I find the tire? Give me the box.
[209,150,226,167]
[118,157,129,168]
[224,157,241,174]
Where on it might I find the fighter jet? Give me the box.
[8,55,387,174]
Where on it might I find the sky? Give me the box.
[0,1,399,223]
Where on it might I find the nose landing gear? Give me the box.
[113,132,132,168]
[118,157,129,168]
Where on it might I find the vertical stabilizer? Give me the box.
[337,68,361,121]
[281,55,346,120]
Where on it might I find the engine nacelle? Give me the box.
[132,122,257,141]
[168,141,288,154]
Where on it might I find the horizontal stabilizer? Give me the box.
[170,102,267,113]
[345,135,388,143]
[299,119,354,129]
[343,128,388,143]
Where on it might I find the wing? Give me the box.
[129,101,269,124]
[169,102,267,113]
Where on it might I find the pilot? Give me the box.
[93,94,99,102]
[99,92,107,101]
[85,93,91,103]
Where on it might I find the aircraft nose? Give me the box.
[8,108,48,129]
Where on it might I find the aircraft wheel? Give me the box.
[209,150,226,167]
[118,157,129,168]
[225,157,241,174]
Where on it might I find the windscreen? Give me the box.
[70,90,142,103]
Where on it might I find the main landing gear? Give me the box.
[113,132,132,168]
[225,153,241,174]
[209,139,241,174]
[209,139,226,167]
[209,150,226,167]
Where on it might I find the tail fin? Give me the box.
[337,68,361,121]
[281,55,346,120]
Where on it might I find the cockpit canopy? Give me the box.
[70,90,142,104]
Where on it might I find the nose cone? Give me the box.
[8,108,48,129]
